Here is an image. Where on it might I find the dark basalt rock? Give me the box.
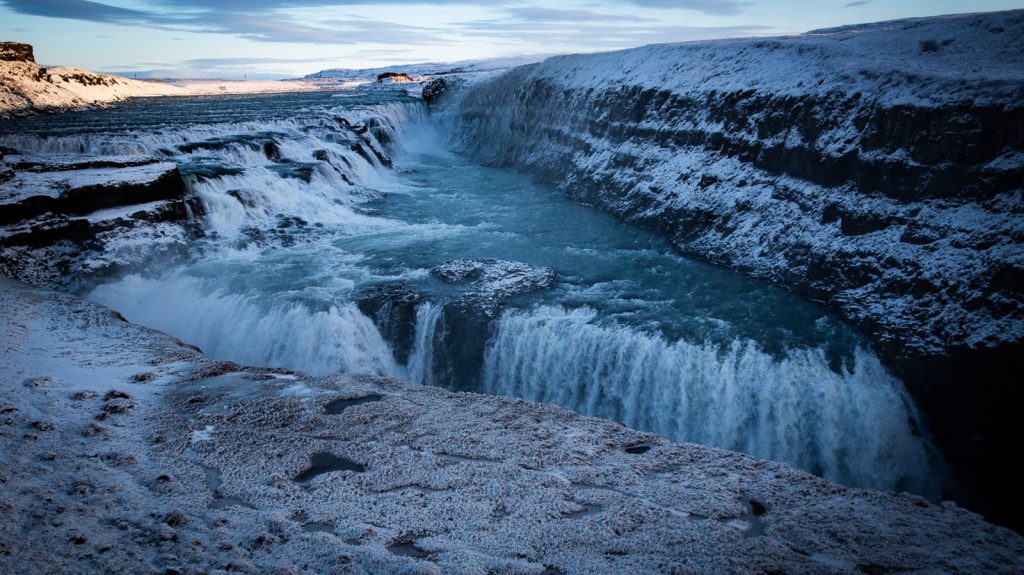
[0,154,197,285]
[356,260,556,390]
[0,168,185,225]
[179,163,244,182]
[356,284,424,364]
[0,42,34,63]
[432,259,555,389]
[376,72,414,83]
[422,77,465,105]
[262,141,282,161]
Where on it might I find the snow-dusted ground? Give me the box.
[151,78,316,96]
[1,276,1022,574]
[0,45,540,117]
[0,60,185,118]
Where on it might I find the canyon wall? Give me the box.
[449,10,1024,528]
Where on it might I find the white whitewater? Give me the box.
[90,272,399,377]
[480,305,938,495]
[396,301,938,494]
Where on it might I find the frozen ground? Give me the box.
[1,277,1022,574]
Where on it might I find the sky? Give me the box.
[1,0,1022,79]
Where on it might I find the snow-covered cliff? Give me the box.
[0,42,183,117]
[449,10,1024,529]
[0,42,319,118]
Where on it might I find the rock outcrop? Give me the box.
[449,10,1024,529]
[422,76,466,104]
[0,42,34,63]
[430,258,557,317]
[0,152,199,286]
[358,259,557,390]
[376,71,415,83]
[2,276,1022,573]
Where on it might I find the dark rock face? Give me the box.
[0,42,34,63]
[357,259,556,390]
[422,77,465,105]
[450,12,1024,530]
[0,154,198,286]
[376,72,414,83]
[356,284,424,365]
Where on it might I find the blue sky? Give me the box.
[2,0,1022,78]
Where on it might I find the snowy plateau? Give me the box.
[1,8,1024,575]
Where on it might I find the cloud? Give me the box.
[502,7,653,23]
[844,1,870,6]
[103,55,341,78]
[453,5,765,48]
[148,0,748,16]
[624,0,748,15]
[0,0,761,49]
[0,0,442,44]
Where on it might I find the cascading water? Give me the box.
[479,306,935,494]
[0,89,947,499]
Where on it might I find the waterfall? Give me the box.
[405,301,444,386]
[481,305,941,496]
[5,89,946,500]
[89,272,399,377]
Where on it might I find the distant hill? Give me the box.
[299,55,547,85]
[1,41,183,117]
[0,42,320,118]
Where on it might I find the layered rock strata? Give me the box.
[0,151,198,286]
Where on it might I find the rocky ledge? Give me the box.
[450,10,1024,529]
[0,151,199,286]
[1,276,1022,574]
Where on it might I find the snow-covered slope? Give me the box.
[2,276,1022,573]
[449,9,1024,530]
[0,42,317,118]
[0,62,183,118]
[301,55,546,88]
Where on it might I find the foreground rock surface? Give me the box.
[451,10,1024,529]
[1,277,1022,574]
